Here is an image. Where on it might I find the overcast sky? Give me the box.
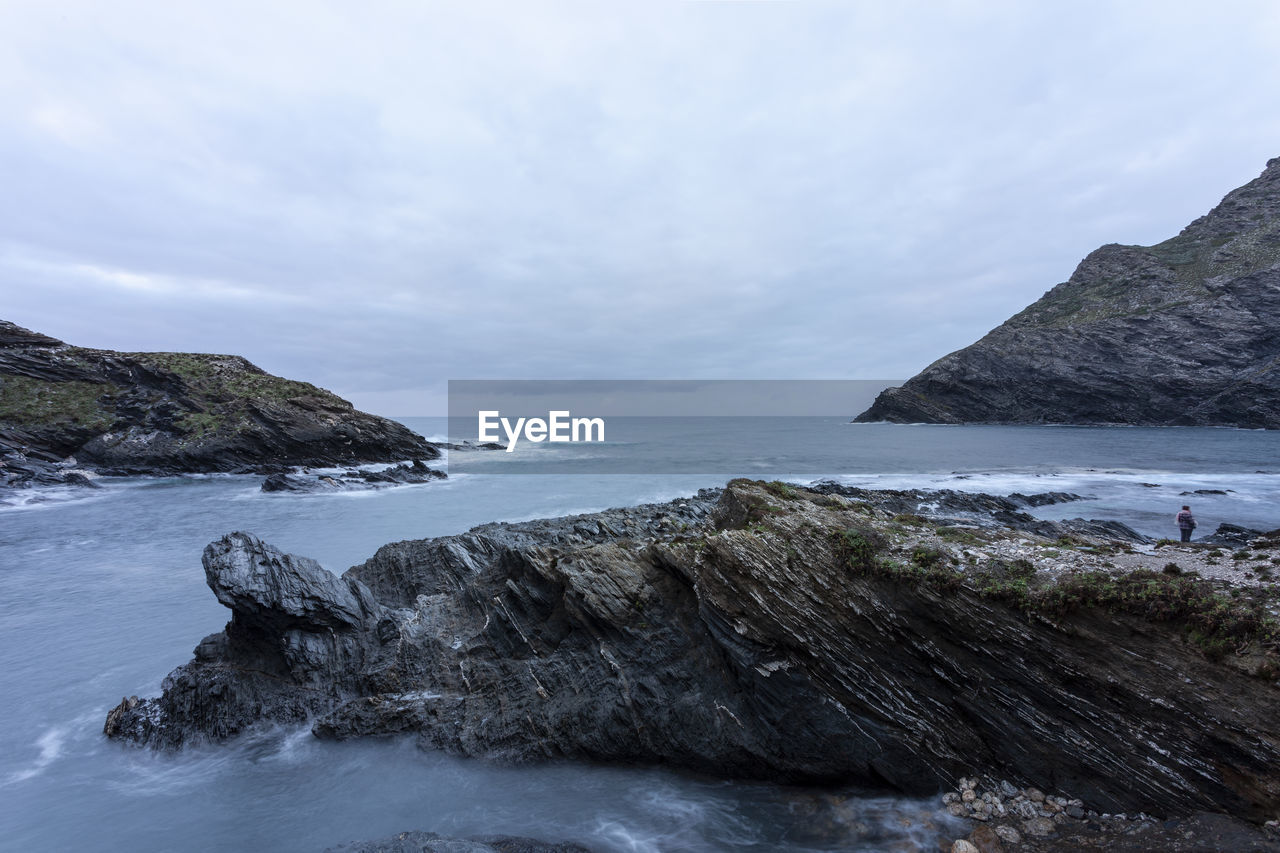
[3,1,1279,414]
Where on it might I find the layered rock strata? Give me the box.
[106,481,1280,822]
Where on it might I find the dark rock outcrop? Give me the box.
[0,450,100,491]
[856,158,1280,428]
[105,533,389,744]
[105,482,1280,822]
[0,319,436,476]
[432,441,506,452]
[1008,491,1087,507]
[261,461,446,493]
[1199,523,1270,548]
[807,482,1146,542]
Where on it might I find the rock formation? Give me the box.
[856,157,1280,427]
[260,461,446,493]
[105,481,1280,823]
[0,319,436,478]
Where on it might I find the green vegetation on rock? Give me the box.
[0,320,433,472]
[0,374,117,429]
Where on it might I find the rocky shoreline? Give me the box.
[0,319,439,487]
[940,776,1280,852]
[104,479,1280,845]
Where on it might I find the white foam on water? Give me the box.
[250,725,318,766]
[4,726,67,785]
[104,723,314,795]
[590,820,667,853]
[0,484,113,513]
[2,709,106,787]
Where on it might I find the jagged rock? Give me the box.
[357,461,447,485]
[1199,523,1266,547]
[807,482,1148,543]
[856,158,1280,428]
[0,319,437,477]
[105,481,1280,822]
[261,473,348,492]
[261,461,446,493]
[1008,491,1085,507]
[0,450,100,490]
[323,831,593,853]
[105,532,388,745]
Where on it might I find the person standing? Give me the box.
[1176,505,1197,542]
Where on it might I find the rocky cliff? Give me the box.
[104,480,1280,823]
[856,158,1280,427]
[0,319,436,477]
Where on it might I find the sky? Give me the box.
[2,0,1279,414]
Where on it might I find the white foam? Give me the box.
[3,726,67,785]
[591,820,666,853]
[0,485,113,512]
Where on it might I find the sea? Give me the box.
[2,417,1278,852]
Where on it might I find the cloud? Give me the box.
[1,0,1279,413]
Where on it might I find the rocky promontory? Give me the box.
[856,157,1280,427]
[0,319,436,482]
[106,480,1280,830]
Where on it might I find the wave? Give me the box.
[3,726,67,785]
[0,484,113,513]
[2,708,105,787]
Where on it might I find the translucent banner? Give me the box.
[445,379,900,474]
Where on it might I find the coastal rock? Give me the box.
[0,319,437,477]
[935,777,1280,851]
[0,449,100,491]
[855,158,1280,428]
[105,532,387,745]
[432,441,506,452]
[1199,523,1268,547]
[1007,491,1085,508]
[105,481,1280,821]
[261,461,446,493]
[806,482,1148,543]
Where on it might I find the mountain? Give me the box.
[855,158,1280,428]
[0,319,436,477]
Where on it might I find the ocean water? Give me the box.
[1,418,1278,852]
